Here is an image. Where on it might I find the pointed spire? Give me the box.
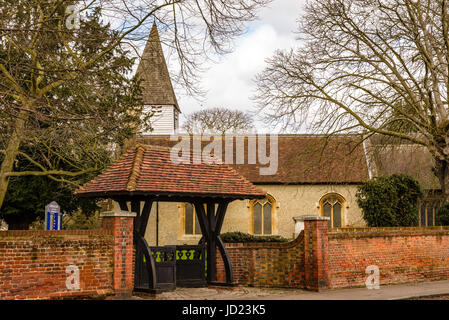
[136,24,180,111]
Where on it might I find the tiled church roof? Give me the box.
[136,134,370,184]
[76,145,266,199]
[136,24,180,111]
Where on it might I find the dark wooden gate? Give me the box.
[176,245,206,287]
[134,243,205,292]
[120,198,233,293]
[150,246,177,291]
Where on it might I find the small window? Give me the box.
[184,203,202,235]
[320,194,345,228]
[419,199,442,227]
[250,196,274,235]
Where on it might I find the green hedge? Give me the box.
[356,174,423,227]
[220,231,289,243]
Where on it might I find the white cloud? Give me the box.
[177,0,304,130]
[253,0,304,35]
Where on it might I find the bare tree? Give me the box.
[255,0,449,200]
[0,0,271,210]
[182,107,254,135]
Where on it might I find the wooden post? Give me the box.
[214,201,233,284]
[195,200,234,285]
[207,202,217,283]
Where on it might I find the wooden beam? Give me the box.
[193,202,209,240]
[131,200,141,234]
[101,194,254,203]
[198,236,206,246]
[117,200,128,211]
[139,200,153,236]
[206,202,217,283]
[214,201,229,235]
[213,200,233,284]
[216,235,234,284]
[136,235,157,290]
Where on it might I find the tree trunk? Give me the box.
[0,113,27,209]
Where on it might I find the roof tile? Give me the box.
[76,144,266,198]
[135,135,370,184]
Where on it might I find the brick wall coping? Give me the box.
[331,226,449,232]
[100,211,137,218]
[329,227,449,239]
[222,232,304,249]
[0,229,112,238]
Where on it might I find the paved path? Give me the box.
[133,279,449,300]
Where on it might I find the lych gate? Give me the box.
[115,196,235,292]
[76,144,266,292]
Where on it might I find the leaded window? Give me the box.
[184,203,202,235]
[251,197,274,235]
[320,194,344,228]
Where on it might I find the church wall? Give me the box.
[135,183,365,246]
[222,184,365,239]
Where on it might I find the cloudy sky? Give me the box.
[174,0,304,130]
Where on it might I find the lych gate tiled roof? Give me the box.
[76,145,266,199]
[136,24,180,111]
[136,135,370,184]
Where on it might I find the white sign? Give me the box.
[66,265,80,290]
[365,265,380,289]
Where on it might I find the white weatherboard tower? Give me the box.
[136,24,180,135]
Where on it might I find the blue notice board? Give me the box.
[45,201,62,230]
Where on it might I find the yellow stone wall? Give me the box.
[111,184,366,246]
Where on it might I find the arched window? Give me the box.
[183,203,202,235]
[250,196,275,235]
[320,194,345,228]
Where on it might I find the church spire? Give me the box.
[136,23,180,112]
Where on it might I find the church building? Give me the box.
[123,24,442,246]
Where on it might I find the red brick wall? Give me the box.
[304,219,329,290]
[328,227,449,288]
[0,212,136,300]
[217,224,449,291]
[0,230,114,300]
[102,214,135,296]
[216,234,305,288]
